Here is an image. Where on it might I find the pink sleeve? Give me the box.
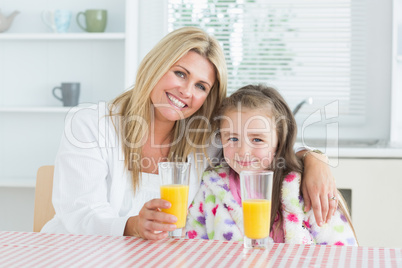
[228,168,242,206]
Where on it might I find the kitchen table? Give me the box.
[0,231,401,267]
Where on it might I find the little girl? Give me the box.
[186,84,358,245]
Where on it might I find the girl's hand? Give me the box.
[300,151,338,226]
[124,199,177,240]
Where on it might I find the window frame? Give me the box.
[391,0,402,145]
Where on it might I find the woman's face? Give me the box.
[220,108,278,175]
[150,51,216,123]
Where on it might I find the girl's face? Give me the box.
[220,108,278,175]
[150,51,216,123]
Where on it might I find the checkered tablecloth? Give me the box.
[0,231,401,267]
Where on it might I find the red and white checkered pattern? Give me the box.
[0,231,401,267]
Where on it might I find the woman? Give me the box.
[42,27,337,240]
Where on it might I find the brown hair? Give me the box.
[111,27,227,192]
[217,84,357,243]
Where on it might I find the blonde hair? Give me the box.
[217,84,357,243]
[111,27,227,192]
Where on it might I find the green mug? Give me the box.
[76,9,107,33]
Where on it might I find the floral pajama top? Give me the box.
[185,165,357,245]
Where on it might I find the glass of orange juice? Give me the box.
[158,162,191,238]
[240,170,273,249]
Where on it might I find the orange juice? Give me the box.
[242,199,271,239]
[160,184,189,228]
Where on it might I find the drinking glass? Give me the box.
[240,170,273,249]
[158,162,191,238]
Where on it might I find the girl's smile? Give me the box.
[235,156,259,167]
[237,160,254,166]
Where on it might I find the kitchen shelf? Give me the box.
[0,107,74,113]
[0,177,36,188]
[0,105,97,113]
[0,33,125,41]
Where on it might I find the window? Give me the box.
[136,0,392,145]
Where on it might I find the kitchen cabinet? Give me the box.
[330,158,402,248]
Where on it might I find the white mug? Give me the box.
[42,10,72,33]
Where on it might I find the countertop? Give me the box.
[295,140,402,158]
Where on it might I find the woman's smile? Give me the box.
[166,92,187,109]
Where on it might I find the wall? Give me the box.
[0,187,34,232]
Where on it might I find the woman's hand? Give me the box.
[298,150,338,226]
[124,199,177,240]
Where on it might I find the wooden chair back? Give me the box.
[34,165,56,232]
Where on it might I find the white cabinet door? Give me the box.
[331,158,402,248]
